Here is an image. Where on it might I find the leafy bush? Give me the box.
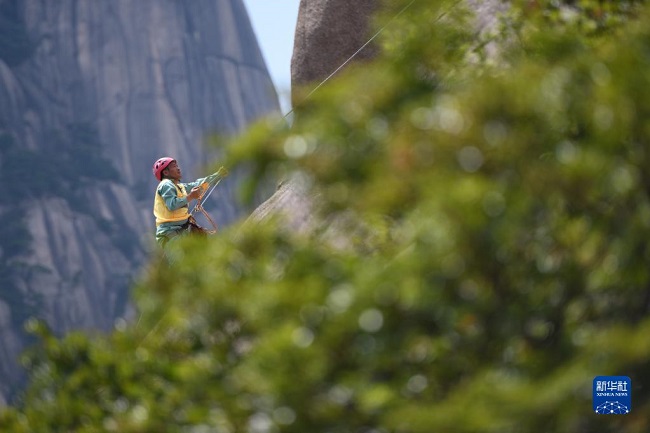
[2,1,650,432]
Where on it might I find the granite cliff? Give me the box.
[0,0,279,402]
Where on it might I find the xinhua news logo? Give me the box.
[593,376,631,415]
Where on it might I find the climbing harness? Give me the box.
[189,177,223,234]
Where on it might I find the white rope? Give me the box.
[190,177,222,216]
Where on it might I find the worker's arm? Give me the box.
[186,166,229,192]
[203,166,228,186]
[157,180,190,210]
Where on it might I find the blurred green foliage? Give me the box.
[2,0,650,432]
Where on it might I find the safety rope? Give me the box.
[190,177,223,234]
[192,199,219,234]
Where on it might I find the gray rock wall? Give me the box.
[290,0,508,91]
[19,0,276,192]
[0,0,279,402]
[291,0,378,90]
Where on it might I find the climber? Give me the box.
[152,157,228,247]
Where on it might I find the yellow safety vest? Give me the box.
[153,180,189,226]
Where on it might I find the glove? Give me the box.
[217,166,229,178]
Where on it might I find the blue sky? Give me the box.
[242,0,301,112]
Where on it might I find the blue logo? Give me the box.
[593,376,631,414]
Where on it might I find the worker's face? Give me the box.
[163,161,182,181]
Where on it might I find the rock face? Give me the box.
[255,0,381,238]
[290,0,508,89]
[0,0,279,402]
[291,0,379,90]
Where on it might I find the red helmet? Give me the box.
[153,157,175,181]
